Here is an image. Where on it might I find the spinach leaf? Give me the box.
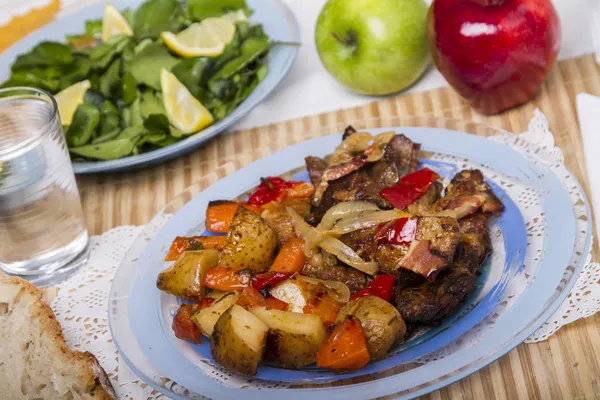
[85,19,103,38]
[144,114,170,133]
[89,35,130,70]
[93,100,121,143]
[66,104,101,147]
[99,59,122,100]
[153,135,179,147]
[69,137,139,160]
[11,42,73,71]
[83,89,105,108]
[134,0,182,38]
[131,40,179,90]
[171,57,214,99]
[122,74,138,105]
[129,96,144,126]
[226,64,267,113]
[116,126,146,139]
[210,36,270,80]
[60,58,92,90]
[187,0,249,21]
[140,90,166,118]
[1,68,61,93]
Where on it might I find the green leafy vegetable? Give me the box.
[187,0,249,21]
[94,100,121,143]
[66,104,101,147]
[1,67,61,93]
[69,137,139,160]
[134,0,182,38]
[83,89,105,108]
[122,73,138,104]
[210,36,270,80]
[131,40,179,90]
[60,58,92,90]
[11,42,73,70]
[140,90,166,118]
[99,59,122,99]
[89,34,130,70]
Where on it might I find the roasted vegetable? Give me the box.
[247,177,314,206]
[269,275,350,314]
[350,274,396,302]
[265,296,289,311]
[302,294,340,328]
[156,250,219,301]
[218,206,277,272]
[190,292,239,337]
[205,200,262,233]
[237,287,267,310]
[251,307,326,368]
[269,237,305,275]
[172,304,202,344]
[204,265,251,291]
[164,236,226,261]
[316,316,370,371]
[335,296,405,360]
[210,304,269,376]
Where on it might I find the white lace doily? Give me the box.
[50,110,599,399]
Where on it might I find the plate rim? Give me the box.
[109,123,592,399]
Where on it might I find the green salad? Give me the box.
[1,0,282,162]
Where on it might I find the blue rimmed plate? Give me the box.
[109,117,592,399]
[0,0,300,174]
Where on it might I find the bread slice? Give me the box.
[0,277,117,400]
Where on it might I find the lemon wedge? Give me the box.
[161,18,236,58]
[102,3,133,41]
[160,69,213,134]
[221,10,248,23]
[54,80,91,125]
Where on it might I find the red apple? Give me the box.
[427,0,561,114]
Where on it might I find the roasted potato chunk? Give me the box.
[210,304,269,376]
[190,292,239,337]
[156,250,219,301]
[252,307,326,368]
[335,296,405,360]
[218,207,277,273]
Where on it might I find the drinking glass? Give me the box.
[0,87,89,286]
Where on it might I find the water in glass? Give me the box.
[0,88,89,286]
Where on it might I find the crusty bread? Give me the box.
[0,277,117,400]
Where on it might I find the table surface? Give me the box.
[3,4,600,400]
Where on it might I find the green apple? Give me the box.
[315,0,430,95]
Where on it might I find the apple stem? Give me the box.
[331,32,352,46]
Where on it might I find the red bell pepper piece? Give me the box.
[250,271,290,290]
[379,168,440,210]
[351,274,396,302]
[375,218,418,245]
[247,177,313,206]
[172,304,203,344]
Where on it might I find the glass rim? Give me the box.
[0,86,59,160]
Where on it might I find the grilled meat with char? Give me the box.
[393,213,492,325]
[434,169,504,218]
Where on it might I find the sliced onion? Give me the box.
[286,207,312,237]
[318,236,379,276]
[407,203,458,219]
[300,276,351,304]
[318,201,380,230]
[327,209,412,236]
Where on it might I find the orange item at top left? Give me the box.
[0,0,61,53]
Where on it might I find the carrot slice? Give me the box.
[204,266,251,291]
[316,316,371,371]
[172,304,202,344]
[164,236,227,261]
[205,201,263,233]
[270,237,305,275]
[265,296,289,311]
[303,294,340,328]
[237,287,267,310]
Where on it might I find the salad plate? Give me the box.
[109,117,592,399]
[0,0,299,174]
